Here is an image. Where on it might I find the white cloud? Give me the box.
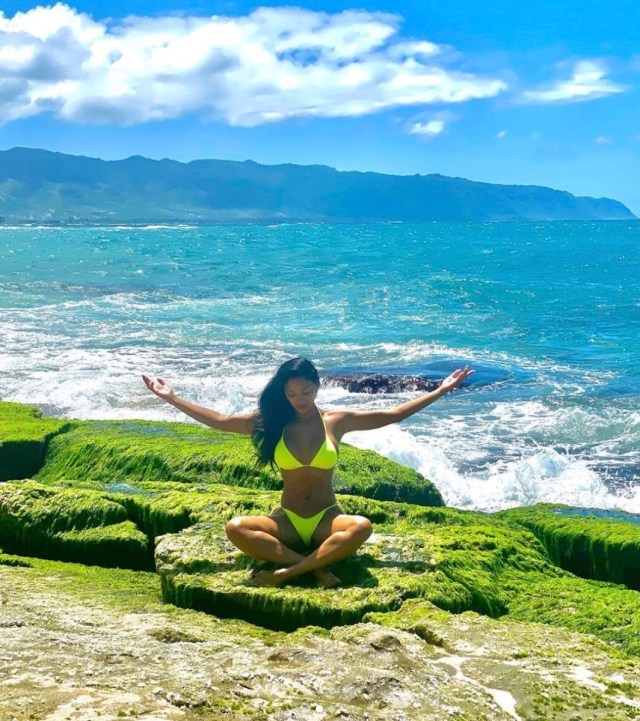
[410,119,445,136]
[386,40,440,59]
[594,135,613,144]
[520,60,627,104]
[497,129,507,138]
[0,3,508,127]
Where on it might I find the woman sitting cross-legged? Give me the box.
[142,357,473,587]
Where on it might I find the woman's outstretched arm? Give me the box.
[331,366,474,437]
[141,375,258,435]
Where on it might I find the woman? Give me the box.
[142,357,473,588]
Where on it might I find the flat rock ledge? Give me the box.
[2,555,640,721]
[156,525,446,630]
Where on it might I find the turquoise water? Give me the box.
[1,221,638,513]
[553,507,640,525]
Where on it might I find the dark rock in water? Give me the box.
[323,374,441,394]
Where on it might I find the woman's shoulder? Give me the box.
[320,408,351,434]
[321,408,351,419]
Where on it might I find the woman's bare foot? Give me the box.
[314,568,341,588]
[251,568,289,587]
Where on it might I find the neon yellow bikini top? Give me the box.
[274,411,338,471]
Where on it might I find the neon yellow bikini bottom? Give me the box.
[281,504,338,546]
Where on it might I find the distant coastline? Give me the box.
[2,218,639,227]
[0,147,636,223]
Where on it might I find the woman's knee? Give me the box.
[351,516,373,541]
[225,516,249,541]
[225,515,279,543]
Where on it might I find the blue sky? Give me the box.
[1,0,639,213]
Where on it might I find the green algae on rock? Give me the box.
[0,476,533,628]
[33,415,444,505]
[153,495,554,630]
[331,442,443,505]
[3,399,640,669]
[496,502,640,590]
[3,475,640,659]
[504,570,640,656]
[150,487,640,656]
[0,480,152,569]
[156,522,456,630]
[0,401,75,481]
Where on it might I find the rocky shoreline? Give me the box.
[322,374,441,394]
[1,399,640,720]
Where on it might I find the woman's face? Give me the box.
[284,377,318,414]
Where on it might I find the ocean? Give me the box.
[1,221,638,514]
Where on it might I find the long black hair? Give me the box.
[252,357,320,468]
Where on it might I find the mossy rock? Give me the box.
[4,401,640,662]
[364,597,458,649]
[34,416,444,506]
[496,503,640,590]
[504,569,640,657]
[0,477,262,569]
[3,477,640,658]
[0,477,538,628]
[0,480,151,569]
[152,485,640,654]
[0,401,75,481]
[331,443,443,505]
[151,483,560,630]
[368,565,640,658]
[156,521,467,630]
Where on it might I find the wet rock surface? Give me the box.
[2,556,640,721]
[323,374,441,394]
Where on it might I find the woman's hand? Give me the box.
[142,375,176,399]
[440,365,474,393]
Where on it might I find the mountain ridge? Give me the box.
[0,146,635,223]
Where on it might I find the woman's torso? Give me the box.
[276,409,340,516]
